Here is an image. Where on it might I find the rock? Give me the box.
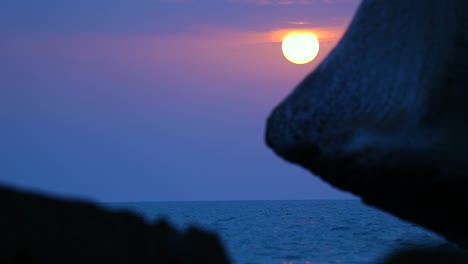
[266,0,468,249]
[0,185,230,264]
[379,246,468,264]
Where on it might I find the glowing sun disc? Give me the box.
[282,32,320,64]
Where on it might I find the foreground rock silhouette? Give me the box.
[266,0,468,249]
[380,246,468,264]
[0,185,230,264]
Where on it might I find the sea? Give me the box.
[106,200,457,264]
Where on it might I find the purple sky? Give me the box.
[1,0,360,202]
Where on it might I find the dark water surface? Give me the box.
[106,200,454,264]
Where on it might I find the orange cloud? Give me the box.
[269,27,347,43]
[227,0,357,5]
[193,24,347,45]
[287,21,311,25]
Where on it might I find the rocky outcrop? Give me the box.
[0,185,230,264]
[379,246,468,264]
[266,0,468,249]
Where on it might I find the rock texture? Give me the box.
[0,185,230,264]
[266,0,468,249]
[379,246,468,264]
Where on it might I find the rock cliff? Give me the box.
[266,0,468,249]
[0,185,230,264]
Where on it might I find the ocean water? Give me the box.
[106,200,454,264]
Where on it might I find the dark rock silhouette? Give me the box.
[379,246,468,264]
[0,185,230,264]
[266,0,468,249]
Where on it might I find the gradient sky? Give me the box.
[1,0,360,202]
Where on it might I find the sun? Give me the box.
[282,32,320,64]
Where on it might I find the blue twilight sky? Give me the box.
[1,0,360,202]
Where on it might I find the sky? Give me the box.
[0,0,360,202]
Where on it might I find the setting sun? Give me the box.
[282,32,320,64]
